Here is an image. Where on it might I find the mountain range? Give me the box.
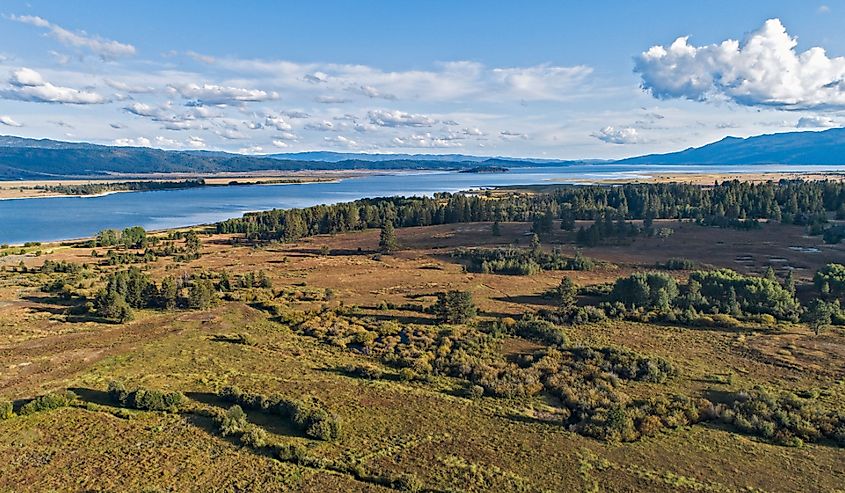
[1,127,844,179]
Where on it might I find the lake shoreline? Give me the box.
[4,166,845,246]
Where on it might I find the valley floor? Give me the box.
[0,219,843,491]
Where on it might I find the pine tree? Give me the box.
[434,290,476,324]
[784,270,796,296]
[764,266,777,283]
[379,221,398,254]
[491,220,501,237]
[556,277,578,311]
[530,233,541,253]
[804,299,833,336]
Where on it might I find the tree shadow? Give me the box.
[185,391,303,439]
[491,294,555,307]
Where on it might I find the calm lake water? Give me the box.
[2,164,843,244]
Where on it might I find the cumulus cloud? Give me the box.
[1,67,107,104]
[113,136,151,147]
[123,102,214,130]
[391,132,463,148]
[352,84,396,100]
[592,126,642,144]
[170,83,279,105]
[635,18,845,109]
[8,14,136,59]
[796,115,839,128]
[368,109,436,127]
[105,79,156,94]
[323,135,360,148]
[264,113,292,131]
[305,120,336,131]
[0,115,22,127]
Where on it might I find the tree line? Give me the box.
[216,180,845,243]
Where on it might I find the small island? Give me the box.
[458,165,510,173]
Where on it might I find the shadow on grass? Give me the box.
[491,294,555,307]
[185,392,304,439]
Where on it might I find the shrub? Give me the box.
[19,391,77,415]
[512,316,567,346]
[0,400,14,420]
[240,426,269,448]
[107,380,184,412]
[343,364,385,380]
[219,405,249,436]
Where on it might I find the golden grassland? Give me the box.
[0,220,844,492]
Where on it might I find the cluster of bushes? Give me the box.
[201,403,424,491]
[93,226,148,249]
[219,386,342,441]
[712,388,845,447]
[604,269,800,324]
[575,213,640,246]
[39,260,83,274]
[572,394,706,442]
[657,258,696,270]
[21,391,78,415]
[0,391,80,419]
[278,305,689,442]
[453,247,595,275]
[94,268,222,321]
[107,381,185,412]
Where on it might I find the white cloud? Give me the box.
[8,14,136,59]
[170,83,279,105]
[113,136,151,147]
[123,102,214,130]
[315,95,350,104]
[105,79,156,94]
[238,145,265,154]
[636,18,845,109]
[305,120,336,131]
[499,130,528,141]
[186,136,206,148]
[390,132,463,148]
[1,67,107,104]
[283,110,310,119]
[491,64,592,100]
[592,126,642,144]
[271,139,289,148]
[797,115,838,128]
[0,115,22,127]
[323,135,360,148]
[216,128,247,140]
[352,84,396,100]
[368,109,436,127]
[264,113,292,131]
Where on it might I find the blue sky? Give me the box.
[0,1,844,159]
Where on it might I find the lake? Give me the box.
[2,163,842,244]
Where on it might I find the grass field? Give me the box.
[1,218,843,492]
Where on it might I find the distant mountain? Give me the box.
[5,127,841,180]
[617,128,845,165]
[0,135,570,179]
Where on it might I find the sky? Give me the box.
[1,1,844,159]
